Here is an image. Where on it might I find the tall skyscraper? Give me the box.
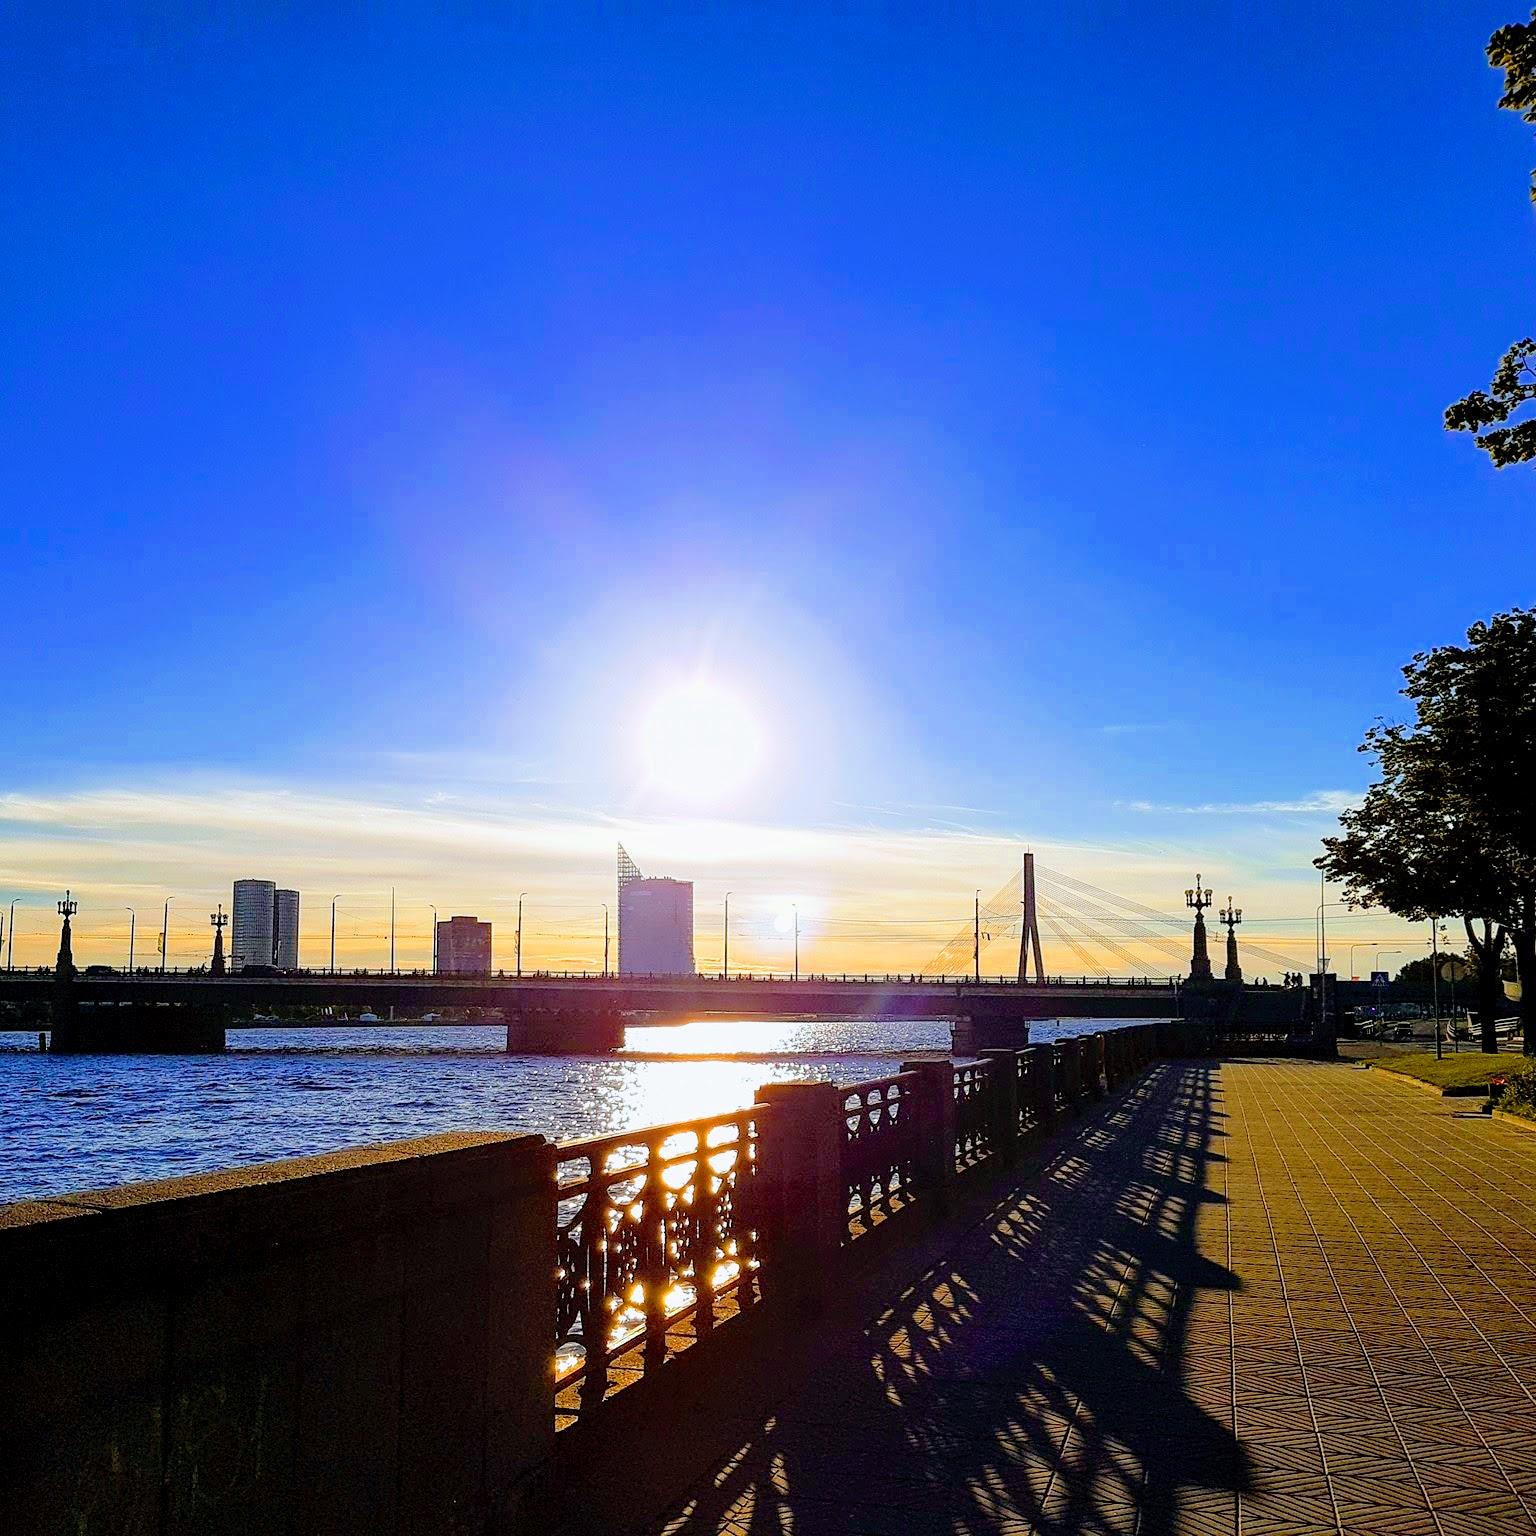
[274,889,300,969]
[231,879,276,970]
[617,845,694,975]
[233,879,300,969]
[436,915,492,975]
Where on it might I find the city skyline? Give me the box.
[0,808,1434,979]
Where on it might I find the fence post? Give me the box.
[754,1080,843,1313]
[1030,1045,1055,1133]
[978,1049,1019,1165]
[900,1060,956,1218]
[1087,1032,1106,1098]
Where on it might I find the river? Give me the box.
[0,1016,1122,1203]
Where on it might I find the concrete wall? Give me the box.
[0,1132,554,1536]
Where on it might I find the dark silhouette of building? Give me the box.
[436,915,492,975]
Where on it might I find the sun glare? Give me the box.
[639,677,762,801]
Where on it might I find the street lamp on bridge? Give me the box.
[330,895,342,975]
[516,893,526,978]
[5,898,20,971]
[124,908,136,973]
[723,892,732,980]
[1185,876,1213,982]
[56,890,77,978]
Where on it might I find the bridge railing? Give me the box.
[4,964,1182,987]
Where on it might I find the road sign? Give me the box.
[1440,958,1468,983]
[1370,971,1389,985]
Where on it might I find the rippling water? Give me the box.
[0,1016,1119,1203]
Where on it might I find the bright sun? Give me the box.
[639,677,763,801]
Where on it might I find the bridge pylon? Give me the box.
[1017,852,1045,984]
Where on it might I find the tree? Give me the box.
[1317,611,1536,1053]
[1445,12,1536,465]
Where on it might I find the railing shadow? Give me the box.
[653,1062,1248,1535]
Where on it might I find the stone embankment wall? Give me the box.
[0,1025,1160,1535]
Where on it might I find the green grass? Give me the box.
[1369,1052,1516,1090]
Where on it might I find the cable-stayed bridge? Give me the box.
[3,854,1328,1053]
[923,857,1302,981]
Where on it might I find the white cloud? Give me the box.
[1121,790,1360,817]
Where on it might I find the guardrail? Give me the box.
[0,964,1181,986]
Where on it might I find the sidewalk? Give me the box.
[648,1060,1536,1535]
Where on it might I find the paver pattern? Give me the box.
[651,1059,1536,1535]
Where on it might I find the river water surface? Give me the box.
[0,1016,1122,1203]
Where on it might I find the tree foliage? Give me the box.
[1318,610,1536,1051]
[1445,338,1536,466]
[1445,12,1536,466]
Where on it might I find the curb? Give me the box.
[1366,1064,1483,1099]
[1492,1107,1536,1136]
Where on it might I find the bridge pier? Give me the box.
[951,1011,1033,1055]
[505,1006,626,1055]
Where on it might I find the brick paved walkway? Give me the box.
[651,1060,1536,1535]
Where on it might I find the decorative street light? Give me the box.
[57,890,78,977]
[1219,897,1243,984]
[1185,875,1214,981]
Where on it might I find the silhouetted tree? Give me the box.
[1446,12,1536,464]
[1317,611,1536,1053]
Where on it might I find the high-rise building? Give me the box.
[233,879,300,970]
[274,889,301,969]
[436,915,492,975]
[617,845,694,975]
[231,879,276,970]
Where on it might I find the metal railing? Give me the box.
[952,1058,998,1173]
[4,964,1182,987]
[553,1106,773,1428]
[840,1072,923,1241]
[540,1022,1163,1429]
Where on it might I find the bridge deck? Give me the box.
[647,1060,1536,1536]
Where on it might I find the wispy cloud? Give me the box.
[1097,722,1170,738]
[1121,790,1360,817]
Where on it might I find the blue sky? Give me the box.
[1,4,1531,968]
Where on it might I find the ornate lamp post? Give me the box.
[1185,875,1214,982]
[1220,897,1243,984]
[210,905,228,976]
[56,890,78,979]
